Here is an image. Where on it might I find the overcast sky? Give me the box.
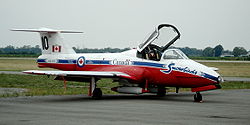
[0,0,249,50]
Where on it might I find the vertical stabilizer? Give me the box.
[11,28,83,54]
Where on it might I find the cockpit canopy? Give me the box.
[136,24,181,61]
[137,24,180,53]
[162,49,189,60]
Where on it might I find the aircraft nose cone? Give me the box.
[217,76,224,83]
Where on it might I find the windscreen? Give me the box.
[163,49,188,59]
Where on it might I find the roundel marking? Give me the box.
[77,56,85,67]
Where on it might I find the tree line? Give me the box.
[173,45,248,57]
[201,45,248,57]
[0,45,41,55]
[0,45,249,57]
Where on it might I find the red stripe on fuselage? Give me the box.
[38,63,76,71]
[38,63,217,88]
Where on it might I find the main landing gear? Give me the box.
[157,86,166,97]
[194,92,202,102]
[89,77,103,99]
[92,88,102,99]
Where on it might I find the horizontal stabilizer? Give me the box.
[11,27,82,54]
[11,28,83,33]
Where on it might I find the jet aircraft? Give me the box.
[12,24,223,102]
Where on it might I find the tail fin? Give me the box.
[11,28,83,54]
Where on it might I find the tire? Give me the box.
[92,88,102,99]
[157,87,166,97]
[194,92,202,102]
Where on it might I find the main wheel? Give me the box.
[194,92,202,102]
[92,88,102,99]
[157,87,166,97]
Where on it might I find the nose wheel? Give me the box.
[194,92,202,102]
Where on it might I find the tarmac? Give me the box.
[0,89,250,125]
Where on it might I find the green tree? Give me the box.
[214,45,224,57]
[3,45,15,54]
[233,47,247,57]
[179,47,203,57]
[202,47,214,57]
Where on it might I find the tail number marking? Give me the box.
[41,36,49,50]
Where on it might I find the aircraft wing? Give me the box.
[23,70,137,80]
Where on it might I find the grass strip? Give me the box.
[0,74,118,97]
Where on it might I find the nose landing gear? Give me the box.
[194,92,202,102]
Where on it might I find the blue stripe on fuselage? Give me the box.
[37,59,46,63]
[202,73,218,82]
[58,60,69,63]
[133,61,164,68]
[37,59,76,64]
[86,60,110,65]
[57,59,76,64]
